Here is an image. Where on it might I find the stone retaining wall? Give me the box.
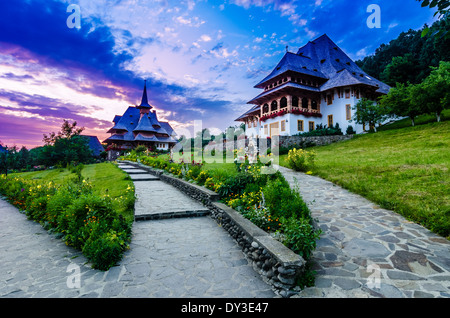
[121,160,305,294]
[278,134,354,149]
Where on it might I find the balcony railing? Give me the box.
[260,107,322,122]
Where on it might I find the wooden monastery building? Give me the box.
[236,34,390,137]
[104,81,177,160]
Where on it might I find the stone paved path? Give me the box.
[276,165,450,298]
[0,166,276,298]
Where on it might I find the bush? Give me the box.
[278,216,321,260]
[262,175,309,220]
[82,229,128,271]
[346,125,356,135]
[286,148,316,172]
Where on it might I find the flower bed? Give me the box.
[0,174,133,271]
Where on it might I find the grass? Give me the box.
[11,162,135,221]
[279,120,450,238]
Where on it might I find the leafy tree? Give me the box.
[356,16,450,85]
[379,83,424,126]
[418,61,450,121]
[351,98,385,132]
[43,119,85,145]
[380,53,421,86]
[40,120,92,167]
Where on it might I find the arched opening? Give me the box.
[311,100,318,110]
[263,104,269,114]
[271,100,278,112]
[302,97,308,109]
[280,97,287,108]
[292,96,299,108]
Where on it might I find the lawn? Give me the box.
[11,162,135,221]
[279,121,450,238]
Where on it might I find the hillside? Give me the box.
[281,121,450,238]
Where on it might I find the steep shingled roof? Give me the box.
[254,34,389,94]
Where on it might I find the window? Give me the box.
[346,104,351,120]
[297,120,304,132]
[309,121,315,132]
[328,115,333,128]
[280,97,287,108]
[327,94,333,105]
[248,121,252,128]
[271,100,278,111]
[264,124,268,135]
[292,96,299,108]
[311,100,318,110]
[302,97,308,109]
[263,104,269,114]
[345,89,350,99]
[281,120,286,132]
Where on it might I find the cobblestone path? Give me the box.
[276,166,450,298]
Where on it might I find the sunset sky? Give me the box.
[0,0,439,149]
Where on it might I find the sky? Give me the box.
[0,0,440,149]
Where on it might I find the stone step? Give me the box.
[122,169,150,174]
[134,209,211,221]
[129,174,160,181]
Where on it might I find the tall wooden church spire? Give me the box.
[138,80,151,107]
[137,80,152,114]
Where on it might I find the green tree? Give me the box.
[380,53,421,86]
[379,83,424,126]
[419,61,450,121]
[40,120,92,167]
[43,119,85,145]
[351,98,385,132]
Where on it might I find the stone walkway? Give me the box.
[276,166,450,298]
[0,164,276,298]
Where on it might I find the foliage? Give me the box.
[295,123,342,137]
[419,61,450,121]
[418,0,450,39]
[379,83,421,126]
[278,216,321,260]
[346,125,356,135]
[379,61,450,126]
[351,98,386,131]
[380,53,421,86]
[356,16,450,85]
[286,148,316,172]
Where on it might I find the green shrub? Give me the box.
[286,148,316,172]
[278,216,321,260]
[82,229,128,270]
[217,172,254,197]
[262,175,309,220]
